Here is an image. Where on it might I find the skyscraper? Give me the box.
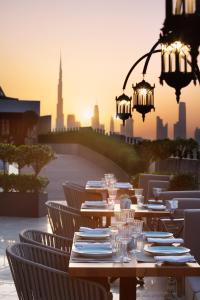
[156,116,168,140]
[110,116,114,134]
[125,118,134,138]
[194,128,200,144]
[56,56,64,130]
[174,102,187,139]
[67,114,76,129]
[91,105,100,129]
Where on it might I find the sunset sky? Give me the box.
[0,0,199,139]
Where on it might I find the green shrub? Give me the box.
[0,174,49,193]
[169,173,198,191]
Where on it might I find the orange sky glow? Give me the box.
[0,0,199,139]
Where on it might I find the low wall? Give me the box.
[156,158,200,177]
[47,143,129,181]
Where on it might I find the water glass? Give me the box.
[118,224,132,262]
[134,188,143,196]
[108,187,118,203]
[169,199,178,213]
[136,233,145,252]
[136,195,144,207]
[153,187,163,200]
[130,219,144,253]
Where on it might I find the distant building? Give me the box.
[67,114,80,129]
[125,118,134,138]
[156,116,168,140]
[194,127,200,144]
[0,86,50,144]
[110,116,114,134]
[91,105,100,129]
[120,124,126,136]
[56,57,64,130]
[38,115,51,135]
[174,102,187,139]
[67,114,76,129]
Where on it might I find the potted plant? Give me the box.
[0,143,55,217]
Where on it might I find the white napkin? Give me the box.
[115,182,132,189]
[79,227,110,234]
[84,200,107,207]
[147,238,183,244]
[147,204,166,210]
[155,255,195,263]
[75,242,112,250]
[87,181,102,187]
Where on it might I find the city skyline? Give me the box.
[0,0,200,139]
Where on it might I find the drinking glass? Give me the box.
[168,199,178,214]
[118,224,132,262]
[136,195,144,208]
[134,188,143,196]
[108,187,118,204]
[153,187,163,200]
[130,220,144,253]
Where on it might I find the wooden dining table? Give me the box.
[80,203,172,227]
[69,238,200,300]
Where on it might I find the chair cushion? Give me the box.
[185,277,200,300]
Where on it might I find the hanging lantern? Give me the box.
[115,93,132,125]
[132,79,155,121]
[160,39,196,102]
[160,0,200,102]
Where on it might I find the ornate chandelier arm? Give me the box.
[123,49,161,90]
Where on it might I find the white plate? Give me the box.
[143,231,173,238]
[73,247,113,258]
[144,245,190,256]
[76,232,111,239]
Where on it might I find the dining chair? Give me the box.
[46,201,98,238]
[184,209,200,300]
[159,198,200,237]
[138,173,171,201]
[63,181,103,209]
[19,229,73,255]
[6,243,111,300]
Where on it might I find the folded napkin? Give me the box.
[79,227,110,234]
[75,242,112,250]
[155,255,195,263]
[115,182,132,189]
[87,181,102,187]
[147,238,184,244]
[84,200,107,206]
[147,204,166,210]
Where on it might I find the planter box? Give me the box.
[0,192,48,217]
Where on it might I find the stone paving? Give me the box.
[0,154,183,299]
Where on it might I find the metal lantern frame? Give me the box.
[115,93,132,125]
[116,0,200,124]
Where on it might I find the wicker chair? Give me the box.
[63,181,103,209]
[7,243,111,300]
[19,229,73,254]
[46,201,98,238]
